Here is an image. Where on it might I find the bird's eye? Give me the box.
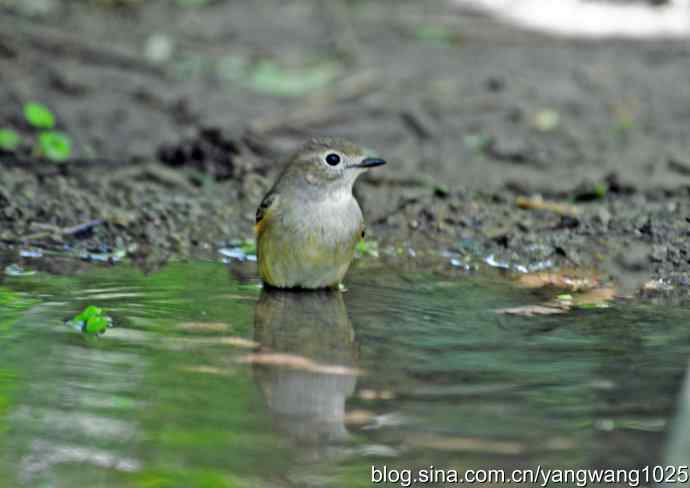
[325,153,341,166]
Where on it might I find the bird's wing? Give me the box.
[255,191,279,236]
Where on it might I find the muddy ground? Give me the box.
[1,0,690,295]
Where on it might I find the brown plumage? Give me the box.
[255,138,386,289]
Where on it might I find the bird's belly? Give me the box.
[258,215,360,289]
[297,241,354,287]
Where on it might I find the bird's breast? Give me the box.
[257,192,363,288]
[297,194,363,246]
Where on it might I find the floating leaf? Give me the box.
[68,305,113,335]
[38,131,72,162]
[176,321,231,333]
[84,315,109,334]
[517,269,600,291]
[238,352,363,376]
[409,434,524,455]
[74,305,103,323]
[498,286,615,317]
[496,305,566,317]
[218,336,260,349]
[181,365,231,376]
[23,102,55,129]
[0,129,21,151]
[571,287,616,309]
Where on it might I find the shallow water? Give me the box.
[0,260,689,487]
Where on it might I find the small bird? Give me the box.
[256,137,386,289]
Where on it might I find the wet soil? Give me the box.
[1,0,690,294]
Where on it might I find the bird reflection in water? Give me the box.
[252,289,359,457]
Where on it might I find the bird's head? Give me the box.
[281,137,386,194]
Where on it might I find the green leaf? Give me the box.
[23,102,55,129]
[70,305,112,335]
[74,305,102,323]
[38,131,72,162]
[0,129,21,151]
[84,315,109,334]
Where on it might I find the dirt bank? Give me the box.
[1,0,689,295]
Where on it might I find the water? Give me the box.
[0,259,689,487]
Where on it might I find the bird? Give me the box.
[255,137,386,289]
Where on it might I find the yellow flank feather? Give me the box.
[256,211,274,285]
[255,205,272,238]
[255,219,267,237]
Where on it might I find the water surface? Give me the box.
[0,260,688,487]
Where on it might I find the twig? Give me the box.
[62,219,104,236]
[16,219,105,242]
[400,107,435,140]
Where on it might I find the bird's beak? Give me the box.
[352,157,386,169]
